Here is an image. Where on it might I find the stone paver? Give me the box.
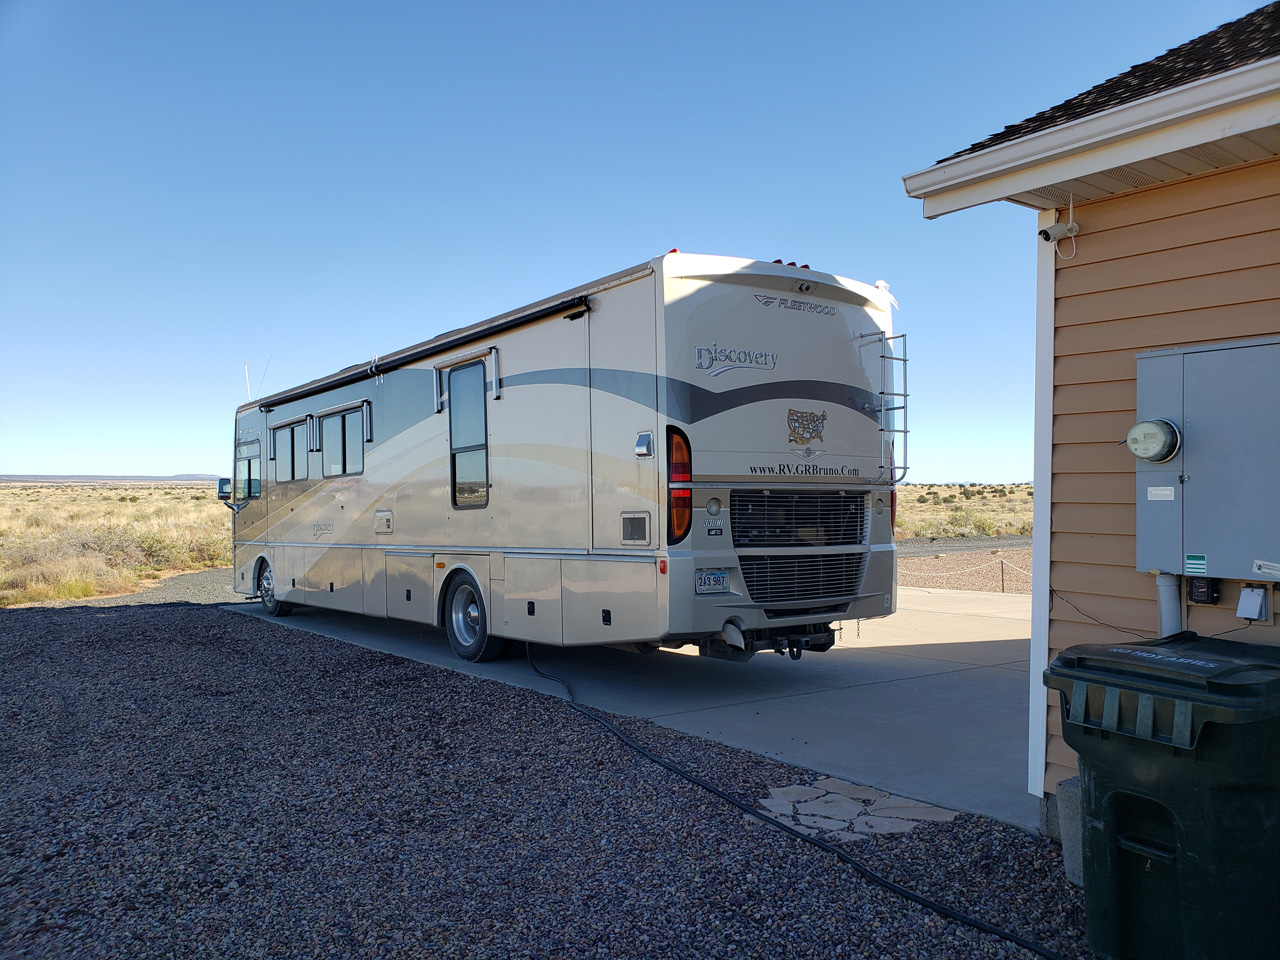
[848,815,916,835]
[794,795,866,820]
[754,779,962,841]
[869,803,959,823]
[769,785,826,802]
[811,778,886,802]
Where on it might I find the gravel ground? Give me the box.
[1,570,1088,959]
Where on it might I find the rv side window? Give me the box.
[274,423,308,482]
[321,409,365,477]
[234,440,261,501]
[449,361,488,508]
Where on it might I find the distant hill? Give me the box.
[0,474,220,483]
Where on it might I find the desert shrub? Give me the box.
[189,533,233,566]
[137,532,184,567]
[914,508,1001,538]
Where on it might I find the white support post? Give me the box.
[1028,209,1057,798]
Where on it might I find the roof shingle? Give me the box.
[938,2,1280,163]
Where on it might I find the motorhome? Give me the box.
[219,252,906,663]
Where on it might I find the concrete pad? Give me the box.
[226,584,1039,832]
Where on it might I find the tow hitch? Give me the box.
[773,639,805,660]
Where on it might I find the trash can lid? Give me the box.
[1046,631,1280,717]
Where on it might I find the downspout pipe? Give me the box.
[1156,573,1183,638]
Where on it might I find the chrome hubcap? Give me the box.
[260,567,274,604]
[451,585,481,646]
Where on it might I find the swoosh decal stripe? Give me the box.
[501,368,879,425]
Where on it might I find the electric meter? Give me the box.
[1125,419,1181,463]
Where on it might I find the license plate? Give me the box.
[695,569,728,594]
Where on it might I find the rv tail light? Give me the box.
[891,488,897,531]
[668,428,691,483]
[669,489,692,543]
[667,427,692,544]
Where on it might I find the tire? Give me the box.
[257,562,291,617]
[443,572,505,662]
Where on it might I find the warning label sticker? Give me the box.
[1253,559,1280,579]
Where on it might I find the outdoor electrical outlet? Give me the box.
[1236,586,1268,621]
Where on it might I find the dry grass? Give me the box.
[0,478,1028,605]
[0,481,231,606]
[894,482,1033,539]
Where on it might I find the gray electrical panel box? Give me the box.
[1134,336,1280,583]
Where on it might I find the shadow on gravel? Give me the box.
[0,601,1089,960]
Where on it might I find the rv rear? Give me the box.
[653,254,903,661]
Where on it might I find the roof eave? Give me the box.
[902,56,1280,218]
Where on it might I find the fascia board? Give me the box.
[903,57,1280,216]
[920,92,1280,218]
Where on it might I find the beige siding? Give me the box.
[1044,156,1280,795]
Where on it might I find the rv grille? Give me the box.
[739,553,868,604]
[730,490,869,548]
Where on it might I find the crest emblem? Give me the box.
[787,409,826,446]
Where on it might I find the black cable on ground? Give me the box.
[526,644,1068,960]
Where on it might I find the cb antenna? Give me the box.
[244,362,252,402]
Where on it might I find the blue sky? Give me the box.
[0,1,1260,481]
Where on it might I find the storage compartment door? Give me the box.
[305,545,363,613]
[562,559,658,645]
[502,557,563,644]
[386,553,437,625]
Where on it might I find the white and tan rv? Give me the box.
[219,252,906,663]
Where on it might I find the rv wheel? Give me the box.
[257,562,291,617]
[444,572,505,662]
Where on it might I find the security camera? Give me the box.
[1039,222,1079,242]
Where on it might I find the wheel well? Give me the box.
[253,556,270,594]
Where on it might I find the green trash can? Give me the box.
[1044,631,1280,960]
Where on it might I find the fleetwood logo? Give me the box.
[791,446,826,461]
[787,409,827,446]
[313,523,334,538]
[755,295,838,316]
[694,342,778,376]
